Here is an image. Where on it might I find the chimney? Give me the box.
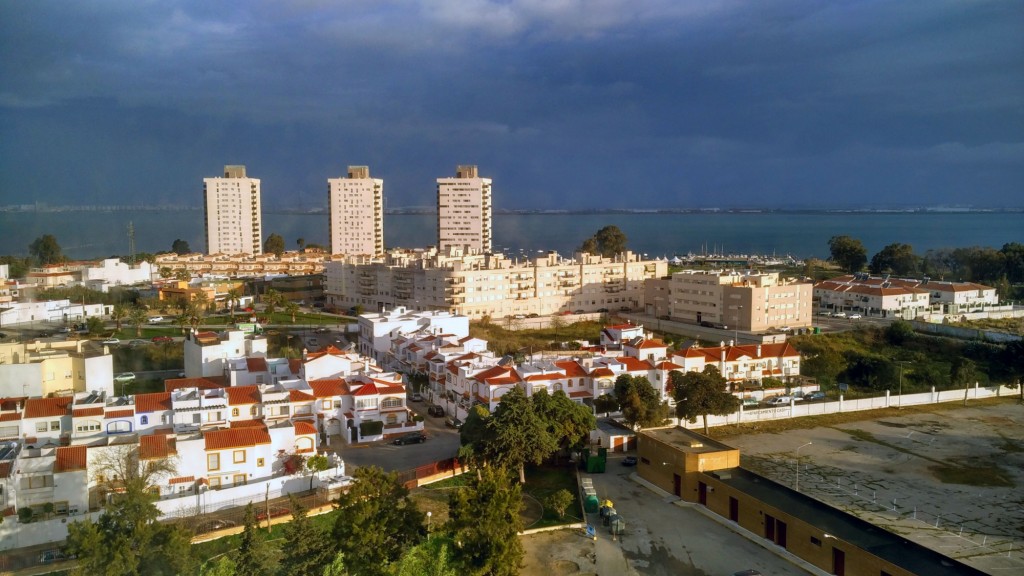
[756,345,762,357]
[302,348,308,360]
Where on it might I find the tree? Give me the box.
[284,300,300,324]
[66,445,194,576]
[264,233,286,256]
[305,453,330,490]
[202,556,237,576]
[226,287,243,320]
[531,389,595,458]
[870,243,920,276]
[171,239,191,255]
[263,289,283,316]
[29,234,64,265]
[235,503,277,576]
[593,393,618,416]
[951,357,976,406]
[86,316,106,337]
[159,266,174,279]
[800,347,846,387]
[390,537,459,576]
[174,268,192,282]
[185,293,209,333]
[111,303,128,331]
[578,225,628,258]
[885,320,915,345]
[333,466,424,576]
[458,405,494,477]
[447,466,523,576]
[128,305,149,337]
[671,367,740,435]
[485,386,556,483]
[828,235,867,273]
[614,374,670,430]
[545,489,574,519]
[279,496,333,576]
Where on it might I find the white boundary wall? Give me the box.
[677,384,1020,430]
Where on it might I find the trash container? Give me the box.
[608,514,625,535]
[584,494,600,514]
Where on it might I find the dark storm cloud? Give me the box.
[1,0,1021,209]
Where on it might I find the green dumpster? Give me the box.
[584,494,600,513]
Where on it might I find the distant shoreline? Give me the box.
[2,205,1021,215]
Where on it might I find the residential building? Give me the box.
[437,165,492,253]
[203,165,262,256]
[79,258,154,292]
[328,166,384,256]
[671,341,802,392]
[669,270,813,332]
[814,274,997,318]
[0,339,115,398]
[0,300,107,327]
[357,306,470,365]
[247,273,324,305]
[153,250,332,280]
[325,248,666,320]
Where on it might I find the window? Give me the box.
[232,408,239,417]
[381,397,402,409]
[107,421,132,434]
[76,421,100,433]
[208,453,220,471]
[233,450,246,464]
[322,400,332,410]
[36,422,47,433]
[209,476,221,490]
[193,414,201,424]
[250,406,257,416]
[811,536,822,547]
[140,415,148,425]
[257,458,265,467]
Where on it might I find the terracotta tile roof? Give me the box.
[0,413,21,422]
[525,372,564,382]
[0,461,11,479]
[204,426,271,451]
[226,385,260,405]
[54,445,87,473]
[305,345,347,360]
[605,323,636,330]
[634,338,666,349]
[289,359,302,374]
[590,367,615,378]
[246,358,268,372]
[24,397,73,419]
[165,376,227,392]
[569,390,593,398]
[169,475,195,485]
[0,397,27,411]
[309,379,350,397]
[139,434,177,460]
[230,418,266,428]
[105,409,135,419]
[554,360,588,378]
[135,392,172,413]
[294,421,317,436]
[473,365,519,385]
[352,381,380,396]
[376,385,407,395]
[618,357,653,371]
[289,390,316,402]
[654,361,683,370]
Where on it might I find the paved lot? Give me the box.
[522,455,823,576]
[723,401,1024,574]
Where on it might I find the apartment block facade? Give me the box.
[204,165,262,256]
[437,165,492,253]
[669,270,813,331]
[324,248,667,319]
[328,166,384,256]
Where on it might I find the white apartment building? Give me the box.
[357,306,471,365]
[328,166,384,256]
[154,250,332,279]
[80,258,154,292]
[669,270,813,331]
[326,248,666,320]
[437,165,492,253]
[0,339,115,398]
[204,165,262,256]
[815,274,997,317]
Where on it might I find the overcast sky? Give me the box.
[1,0,1021,210]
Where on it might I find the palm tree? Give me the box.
[111,303,128,332]
[128,305,149,337]
[264,289,282,317]
[226,287,242,321]
[187,293,210,333]
[284,301,300,324]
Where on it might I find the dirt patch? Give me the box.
[520,529,595,576]
[929,461,1015,487]
[877,420,909,428]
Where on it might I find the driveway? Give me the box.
[325,404,462,474]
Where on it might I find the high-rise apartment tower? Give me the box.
[203,165,262,255]
[328,166,384,256]
[437,165,492,253]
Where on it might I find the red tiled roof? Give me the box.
[305,345,348,360]
[569,390,593,398]
[605,323,636,330]
[204,426,271,451]
[169,475,195,485]
[0,413,21,422]
[140,434,177,460]
[590,367,615,378]
[230,418,266,428]
[105,409,135,419]
[227,385,260,405]
[135,392,172,413]
[352,381,380,396]
[294,421,317,436]
[24,397,73,419]
[525,372,564,382]
[376,385,407,395]
[289,358,302,374]
[246,358,268,372]
[165,376,227,392]
[54,446,87,473]
[654,361,683,370]
[634,338,666,349]
[289,390,316,402]
[618,357,653,371]
[554,360,588,378]
[0,461,11,479]
[309,379,350,398]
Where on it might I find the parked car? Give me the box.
[152,335,173,343]
[597,308,609,313]
[741,397,759,408]
[256,507,290,522]
[445,417,463,429]
[621,456,638,466]
[39,549,76,564]
[101,338,120,346]
[766,396,793,405]
[128,339,148,348]
[847,313,862,319]
[195,519,236,533]
[315,327,330,333]
[427,404,445,417]
[804,391,826,401]
[409,391,423,402]
[147,316,164,323]
[114,372,135,383]
[393,432,427,445]
[831,311,847,318]
[733,571,764,576]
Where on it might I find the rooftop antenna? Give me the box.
[127,221,136,265]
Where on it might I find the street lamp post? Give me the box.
[795,441,812,492]
[895,361,912,409]
[426,511,432,540]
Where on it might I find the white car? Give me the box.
[831,311,847,318]
[114,372,135,383]
[847,313,862,319]
[101,338,120,346]
[147,316,164,323]
[766,396,793,405]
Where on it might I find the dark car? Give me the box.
[427,405,445,417]
[409,391,423,402]
[804,391,826,401]
[393,432,427,445]
[445,417,463,429]
[622,456,638,466]
[256,507,290,522]
[39,549,76,564]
